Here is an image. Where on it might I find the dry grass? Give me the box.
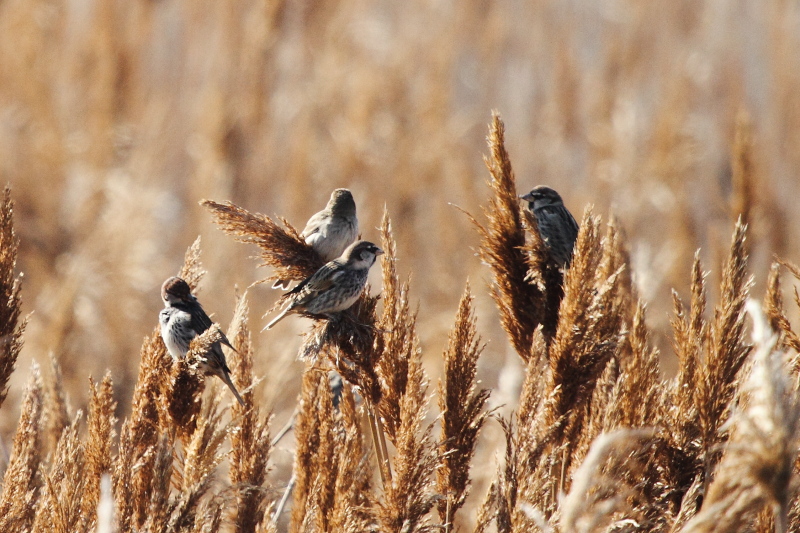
[2,1,800,531]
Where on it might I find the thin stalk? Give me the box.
[272,473,296,525]
[366,402,392,487]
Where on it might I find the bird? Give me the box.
[273,188,358,289]
[264,240,383,330]
[159,276,245,406]
[520,186,579,268]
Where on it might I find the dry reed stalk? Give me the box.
[694,219,753,486]
[201,199,322,289]
[604,301,661,431]
[227,291,274,533]
[771,260,800,370]
[0,364,43,532]
[329,383,376,531]
[671,252,707,426]
[168,396,229,531]
[473,482,499,533]
[472,113,551,360]
[436,284,491,528]
[31,411,86,532]
[558,429,654,533]
[289,368,333,531]
[290,366,367,532]
[137,434,175,530]
[376,343,438,533]
[375,210,417,444]
[763,263,800,356]
[493,213,631,530]
[180,236,208,292]
[0,186,25,411]
[115,325,173,530]
[542,211,626,454]
[257,501,279,533]
[659,254,710,524]
[494,417,519,533]
[680,304,799,533]
[43,352,70,458]
[80,373,117,531]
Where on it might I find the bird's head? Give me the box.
[520,185,564,210]
[328,188,356,217]
[161,276,193,306]
[342,240,384,269]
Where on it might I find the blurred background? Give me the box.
[0,0,798,524]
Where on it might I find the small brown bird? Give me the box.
[520,186,579,268]
[264,240,383,330]
[273,188,358,289]
[159,277,245,406]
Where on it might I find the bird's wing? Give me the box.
[190,303,238,352]
[293,262,345,304]
[189,303,214,332]
[301,211,330,239]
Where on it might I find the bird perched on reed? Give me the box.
[264,240,383,330]
[520,185,579,268]
[159,276,245,406]
[273,188,358,289]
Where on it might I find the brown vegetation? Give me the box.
[2,1,800,532]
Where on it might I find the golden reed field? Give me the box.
[1,1,800,531]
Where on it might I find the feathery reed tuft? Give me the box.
[681,304,799,533]
[0,186,25,411]
[472,113,551,359]
[81,373,117,531]
[375,209,419,443]
[376,340,438,533]
[436,283,491,528]
[694,219,753,481]
[227,291,274,533]
[201,199,323,288]
[0,364,43,532]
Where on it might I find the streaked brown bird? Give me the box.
[159,276,245,406]
[520,186,579,268]
[264,240,383,330]
[273,188,358,289]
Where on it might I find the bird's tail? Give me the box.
[219,368,245,407]
[263,306,291,331]
[272,279,291,290]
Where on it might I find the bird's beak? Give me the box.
[376,248,385,256]
[519,193,533,202]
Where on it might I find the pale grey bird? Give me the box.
[159,276,245,406]
[520,186,579,268]
[264,240,383,330]
[273,188,358,289]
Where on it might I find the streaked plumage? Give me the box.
[159,276,244,406]
[520,186,579,268]
[273,188,358,289]
[265,240,383,330]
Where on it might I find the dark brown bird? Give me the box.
[273,188,358,289]
[520,186,579,268]
[159,276,244,406]
[264,240,383,330]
